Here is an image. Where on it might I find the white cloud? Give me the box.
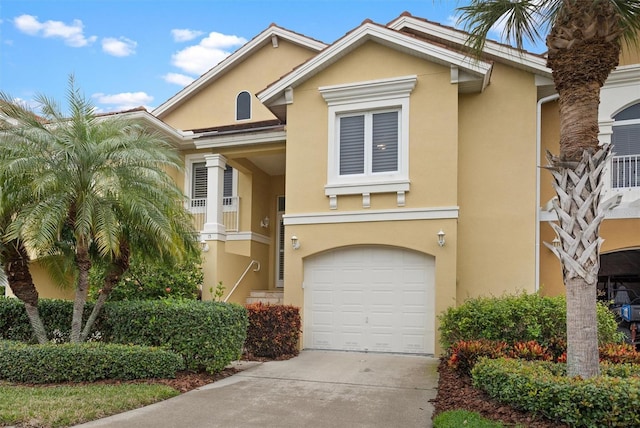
[13,14,97,47]
[92,92,154,111]
[102,37,137,57]
[163,73,195,86]
[171,28,204,42]
[171,31,246,75]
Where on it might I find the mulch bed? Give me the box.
[431,358,567,427]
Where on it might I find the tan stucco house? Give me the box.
[20,12,640,356]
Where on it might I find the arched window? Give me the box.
[612,103,640,188]
[236,91,251,121]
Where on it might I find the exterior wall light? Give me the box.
[437,230,446,247]
[200,239,209,252]
[291,235,300,250]
[552,236,561,249]
[260,216,270,228]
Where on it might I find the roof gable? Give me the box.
[153,24,327,118]
[387,14,551,77]
[257,21,494,112]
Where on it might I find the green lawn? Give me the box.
[0,382,179,427]
[433,410,520,428]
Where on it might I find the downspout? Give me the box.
[536,93,559,292]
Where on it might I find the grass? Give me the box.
[433,410,516,428]
[0,382,179,427]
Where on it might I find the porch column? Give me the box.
[203,154,227,240]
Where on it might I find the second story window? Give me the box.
[236,91,251,121]
[612,103,640,188]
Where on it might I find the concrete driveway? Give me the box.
[74,350,440,428]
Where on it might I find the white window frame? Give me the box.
[320,75,415,197]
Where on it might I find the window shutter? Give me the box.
[339,115,365,175]
[236,91,251,120]
[192,162,207,199]
[612,124,640,156]
[223,166,234,197]
[372,111,398,173]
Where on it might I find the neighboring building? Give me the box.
[23,13,640,356]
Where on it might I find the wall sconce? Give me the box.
[552,236,561,249]
[437,230,446,247]
[260,216,270,228]
[200,239,209,252]
[291,235,300,250]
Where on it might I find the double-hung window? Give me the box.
[320,75,415,202]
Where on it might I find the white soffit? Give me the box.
[388,15,551,78]
[257,22,493,106]
[153,25,327,118]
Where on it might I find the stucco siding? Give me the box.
[161,40,318,130]
[457,63,539,301]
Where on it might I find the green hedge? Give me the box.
[0,342,183,383]
[472,357,640,427]
[0,298,248,374]
[104,300,248,373]
[439,293,622,349]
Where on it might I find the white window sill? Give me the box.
[324,180,410,209]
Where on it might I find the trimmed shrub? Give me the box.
[472,357,640,427]
[0,341,183,383]
[0,298,247,374]
[439,292,623,349]
[88,257,203,301]
[244,303,301,359]
[105,300,248,373]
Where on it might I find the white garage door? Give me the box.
[304,246,435,354]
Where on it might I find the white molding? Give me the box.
[320,75,417,106]
[540,205,640,221]
[604,64,640,88]
[227,231,271,245]
[325,180,411,196]
[257,22,492,106]
[200,231,226,242]
[154,26,327,117]
[194,130,286,149]
[283,206,459,225]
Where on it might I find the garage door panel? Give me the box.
[304,246,435,354]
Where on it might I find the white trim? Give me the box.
[539,204,640,222]
[226,231,271,245]
[200,231,227,242]
[194,130,286,149]
[154,25,327,117]
[283,206,459,225]
[387,15,551,77]
[257,22,492,106]
[604,64,640,88]
[322,76,415,199]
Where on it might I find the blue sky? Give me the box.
[0,0,544,114]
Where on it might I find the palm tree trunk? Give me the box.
[544,146,613,378]
[4,242,47,344]
[544,0,622,380]
[80,244,130,342]
[70,243,91,343]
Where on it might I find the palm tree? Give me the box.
[0,76,198,343]
[457,0,640,378]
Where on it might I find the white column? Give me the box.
[203,154,227,240]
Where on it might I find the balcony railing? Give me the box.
[612,154,640,188]
[188,197,239,232]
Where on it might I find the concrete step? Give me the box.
[246,290,284,305]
